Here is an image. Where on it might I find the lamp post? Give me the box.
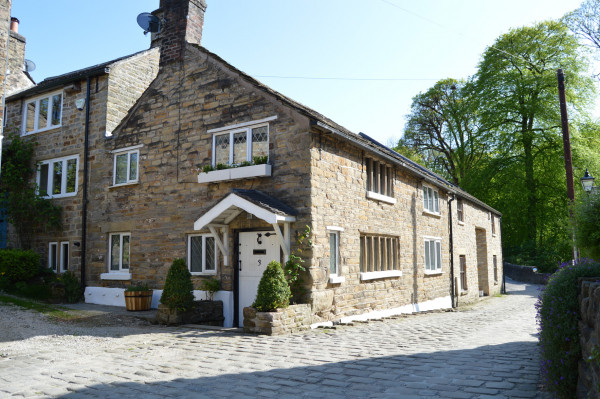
[581,169,596,193]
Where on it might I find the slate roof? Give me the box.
[232,189,298,217]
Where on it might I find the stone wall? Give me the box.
[243,304,312,335]
[0,0,9,128]
[503,262,549,285]
[578,279,600,398]
[156,300,224,326]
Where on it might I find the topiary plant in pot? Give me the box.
[252,261,291,312]
[160,258,194,311]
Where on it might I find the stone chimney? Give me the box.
[150,0,207,67]
[5,15,34,94]
[10,17,18,33]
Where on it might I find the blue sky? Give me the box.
[11,0,587,145]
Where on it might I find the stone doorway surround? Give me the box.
[193,189,297,326]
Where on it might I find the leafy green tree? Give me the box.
[474,20,594,263]
[0,133,61,248]
[575,193,600,259]
[401,78,493,189]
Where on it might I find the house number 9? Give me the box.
[258,259,262,266]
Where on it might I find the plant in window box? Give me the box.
[253,155,268,165]
[124,283,153,311]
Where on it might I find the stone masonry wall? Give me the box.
[6,29,33,95]
[451,200,503,304]
[106,49,159,136]
[4,51,159,276]
[307,132,503,322]
[243,304,312,335]
[85,44,312,291]
[0,0,9,128]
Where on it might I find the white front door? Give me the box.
[239,231,280,327]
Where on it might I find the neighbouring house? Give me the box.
[3,0,502,328]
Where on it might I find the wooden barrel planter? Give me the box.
[124,290,153,311]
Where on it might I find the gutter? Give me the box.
[80,77,91,290]
[448,194,456,308]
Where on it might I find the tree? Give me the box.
[0,133,61,248]
[564,0,600,52]
[575,193,600,259]
[401,78,493,189]
[474,20,594,262]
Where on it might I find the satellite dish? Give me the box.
[23,59,36,72]
[137,12,161,35]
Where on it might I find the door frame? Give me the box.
[233,227,279,327]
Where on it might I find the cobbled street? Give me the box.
[0,280,544,399]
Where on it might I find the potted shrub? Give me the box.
[252,260,291,312]
[124,283,153,311]
[201,277,221,300]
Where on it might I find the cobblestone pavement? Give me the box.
[0,279,545,398]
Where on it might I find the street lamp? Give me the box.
[581,169,596,193]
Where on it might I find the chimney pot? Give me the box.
[10,17,19,33]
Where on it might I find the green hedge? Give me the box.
[0,249,40,283]
[160,258,194,311]
[537,259,600,398]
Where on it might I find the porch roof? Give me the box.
[193,189,297,230]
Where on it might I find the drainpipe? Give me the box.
[448,194,456,308]
[80,77,91,290]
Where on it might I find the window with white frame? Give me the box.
[188,234,217,274]
[491,214,496,235]
[423,185,440,214]
[457,199,464,222]
[212,124,269,166]
[366,159,393,198]
[493,255,498,284]
[113,147,139,185]
[60,242,69,272]
[37,155,78,198]
[360,234,400,272]
[49,242,58,271]
[329,231,340,276]
[109,233,130,272]
[23,91,62,134]
[424,237,442,273]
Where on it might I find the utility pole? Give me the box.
[557,68,577,260]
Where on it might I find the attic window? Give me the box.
[22,91,62,135]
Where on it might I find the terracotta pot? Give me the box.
[124,290,153,311]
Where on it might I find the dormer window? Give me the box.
[23,91,62,135]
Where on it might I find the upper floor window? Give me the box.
[366,159,393,198]
[423,185,439,214]
[23,91,62,134]
[424,237,442,274]
[188,234,217,275]
[491,214,496,235]
[113,146,140,186]
[457,199,464,222]
[212,124,269,167]
[37,155,78,198]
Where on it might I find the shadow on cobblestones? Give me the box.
[51,340,542,399]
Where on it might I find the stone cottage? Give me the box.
[3,0,502,328]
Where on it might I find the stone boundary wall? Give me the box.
[156,300,224,326]
[243,304,311,335]
[503,262,549,285]
[578,278,600,398]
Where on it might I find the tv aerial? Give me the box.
[23,59,36,73]
[136,12,162,35]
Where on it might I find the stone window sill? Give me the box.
[423,210,441,218]
[191,271,217,277]
[424,270,442,276]
[100,272,132,281]
[366,191,396,205]
[198,164,271,184]
[329,275,345,284]
[110,182,139,189]
[457,221,465,226]
[360,270,402,281]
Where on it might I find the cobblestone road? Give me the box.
[0,280,544,398]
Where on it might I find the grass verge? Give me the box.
[0,294,77,320]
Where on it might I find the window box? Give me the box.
[100,272,132,280]
[197,164,272,184]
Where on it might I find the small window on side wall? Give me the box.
[49,242,58,271]
[329,231,339,276]
[109,233,130,272]
[113,149,139,186]
[60,242,69,272]
[188,234,217,275]
[457,199,464,222]
[491,214,496,235]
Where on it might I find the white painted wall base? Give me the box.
[333,295,452,326]
[84,287,235,327]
